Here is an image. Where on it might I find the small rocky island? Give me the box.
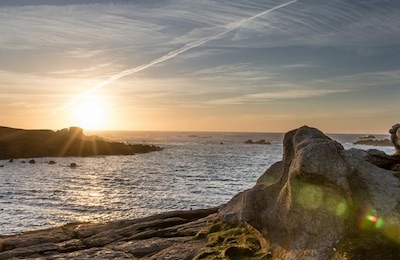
[353,133,394,146]
[0,126,162,160]
[353,137,392,146]
[244,139,271,145]
[1,125,400,259]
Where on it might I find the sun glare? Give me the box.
[72,96,108,130]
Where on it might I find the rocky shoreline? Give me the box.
[0,208,220,259]
[0,126,162,160]
[1,125,400,259]
[0,207,270,260]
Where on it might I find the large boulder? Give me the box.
[219,126,400,259]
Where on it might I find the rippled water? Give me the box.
[0,131,394,235]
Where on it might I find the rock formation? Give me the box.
[389,123,400,155]
[220,126,400,259]
[360,123,400,170]
[353,139,392,146]
[0,126,163,160]
[363,149,400,171]
[0,208,220,259]
[244,139,271,145]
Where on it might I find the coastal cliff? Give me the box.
[1,126,400,259]
[0,126,162,160]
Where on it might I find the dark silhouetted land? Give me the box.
[0,126,162,160]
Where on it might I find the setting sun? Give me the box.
[72,96,108,130]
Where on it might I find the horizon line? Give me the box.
[0,124,391,136]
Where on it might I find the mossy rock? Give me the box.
[194,221,270,260]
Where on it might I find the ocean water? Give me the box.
[0,131,394,235]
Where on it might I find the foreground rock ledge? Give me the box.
[2,126,400,260]
[0,208,222,259]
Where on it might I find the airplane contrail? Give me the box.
[60,0,297,110]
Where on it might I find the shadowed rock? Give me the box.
[0,126,163,160]
[244,139,271,145]
[353,139,392,146]
[363,149,400,171]
[389,123,400,155]
[0,208,219,259]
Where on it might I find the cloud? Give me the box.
[228,0,400,47]
[0,3,170,50]
[207,88,353,105]
[55,0,299,110]
[1,0,399,52]
[48,63,116,78]
[310,69,400,90]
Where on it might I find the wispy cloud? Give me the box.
[49,63,113,75]
[208,88,353,105]
[310,69,400,90]
[1,0,398,52]
[228,0,400,47]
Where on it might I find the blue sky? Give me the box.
[0,0,399,133]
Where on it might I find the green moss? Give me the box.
[193,221,271,260]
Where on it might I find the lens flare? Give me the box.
[356,205,400,244]
[297,184,323,210]
[325,197,348,217]
[383,223,400,244]
[336,202,347,216]
[358,206,384,231]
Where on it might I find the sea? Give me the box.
[0,131,395,235]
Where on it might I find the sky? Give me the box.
[0,0,399,134]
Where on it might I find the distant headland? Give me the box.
[0,126,163,160]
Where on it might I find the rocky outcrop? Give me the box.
[219,126,400,259]
[0,126,163,160]
[0,208,219,259]
[353,139,392,146]
[244,139,271,145]
[389,123,400,155]
[363,149,400,171]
